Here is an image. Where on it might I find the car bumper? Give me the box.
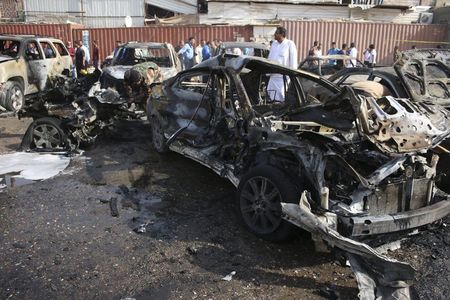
[349,198,450,236]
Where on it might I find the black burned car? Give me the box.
[328,49,450,108]
[147,55,450,244]
[214,42,270,58]
[298,54,365,77]
[19,71,134,151]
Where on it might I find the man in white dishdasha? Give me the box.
[267,27,298,102]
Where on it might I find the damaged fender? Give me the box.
[282,192,416,300]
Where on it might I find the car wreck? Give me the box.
[147,55,450,299]
[19,70,136,151]
[0,34,72,112]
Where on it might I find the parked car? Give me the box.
[0,34,72,112]
[101,42,181,96]
[147,55,450,244]
[214,42,270,58]
[298,55,365,77]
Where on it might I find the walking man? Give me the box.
[267,26,298,102]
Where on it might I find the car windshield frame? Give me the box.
[112,44,174,67]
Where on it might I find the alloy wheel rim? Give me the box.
[33,124,62,148]
[11,87,23,110]
[240,176,282,234]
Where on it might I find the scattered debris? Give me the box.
[221,271,236,281]
[110,197,119,217]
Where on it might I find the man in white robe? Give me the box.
[267,27,298,102]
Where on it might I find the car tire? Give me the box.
[151,115,169,153]
[1,81,24,112]
[21,117,69,150]
[237,164,302,242]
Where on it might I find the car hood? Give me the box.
[284,88,450,154]
[0,55,15,63]
[103,65,178,81]
[394,49,450,107]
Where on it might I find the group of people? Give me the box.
[308,41,376,67]
[66,40,100,78]
[176,38,222,70]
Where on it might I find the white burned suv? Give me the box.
[0,34,72,112]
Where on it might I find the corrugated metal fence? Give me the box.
[1,22,447,65]
[73,25,254,60]
[0,23,83,43]
[282,20,449,65]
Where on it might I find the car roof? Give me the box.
[301,55,357,61]
[121,42,170,49]
[0,34,62,42]
[196,54,326,79]
[219,42,270,50]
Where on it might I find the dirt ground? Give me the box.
[0,116,449,299]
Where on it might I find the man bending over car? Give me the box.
[123,61,162,106]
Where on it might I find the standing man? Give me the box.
[393,46,402,64]
[267,26,298,102]
[367,44,377,68]
[202,41,211,61]
[75,41,86,78]
[66,41,75,62]
[178,37,196,70]
[327,42,340,65]
[195,40,205,65]
[348,42,358,67]
[92,40,100,68]
[79,40,90,66]
[113,40,122,57]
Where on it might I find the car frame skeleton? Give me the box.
[19,71,138,151]
[148,55,450,299]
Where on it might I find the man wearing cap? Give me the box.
[123,61,162,106]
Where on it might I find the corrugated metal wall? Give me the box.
[0,23,83,43]
[73,25,254,60]
[282,21,449,65]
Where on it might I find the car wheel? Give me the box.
[22,117,68,150]
[237,165,302,242]
[1,81,24,112]
[151,115,169,153]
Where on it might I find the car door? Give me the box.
[24,39,48,92]
[160,68,218,146]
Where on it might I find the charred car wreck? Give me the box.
[19,70,137,151]
[147,55,450,298]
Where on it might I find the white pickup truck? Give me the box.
[0,35,72,112]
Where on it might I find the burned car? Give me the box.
[329,49,450,108]
[148,55,450,242]
[147,55,450,296]
[101,42,181,96]
[19,70,134,151]
[0,34,72,112]
[214,42,270,58]
[298,55,365,77]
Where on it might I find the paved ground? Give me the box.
[0,116,448,299]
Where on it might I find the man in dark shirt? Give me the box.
[92,40,100,68]
[75,41,86,78]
